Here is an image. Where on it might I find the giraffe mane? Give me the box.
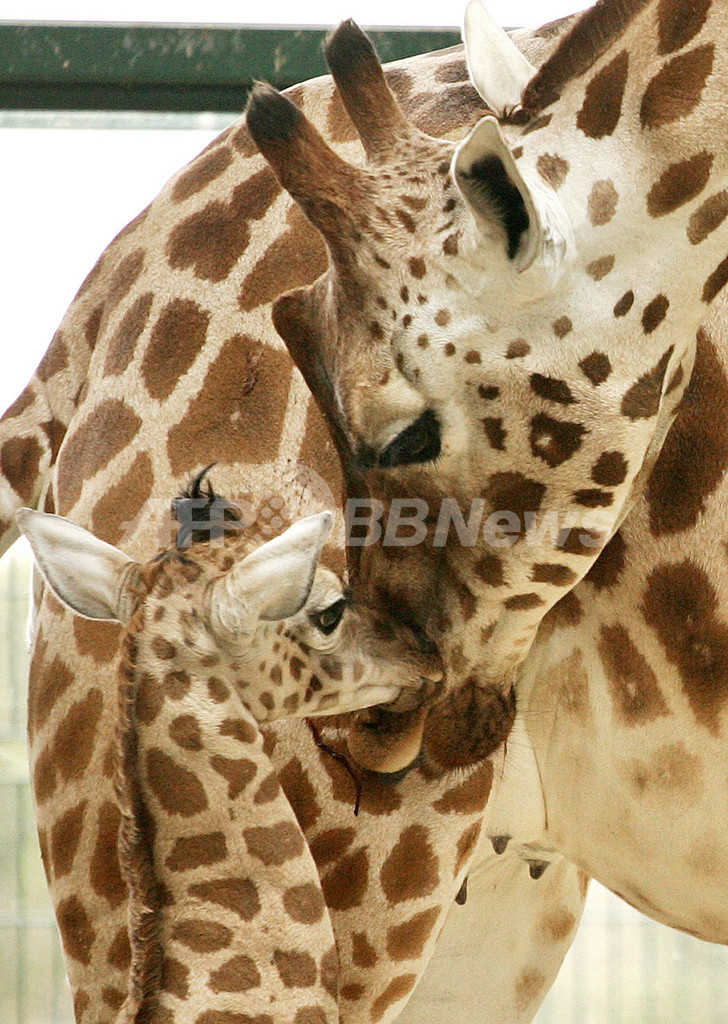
[171,464,244,549]
[517,0,651,116]
[115,602,166,1021]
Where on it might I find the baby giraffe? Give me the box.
[17,479,442,1024]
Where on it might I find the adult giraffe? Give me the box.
[248,0,728,945]
[0,14,586,1024]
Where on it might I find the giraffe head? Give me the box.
[246,4,722,731]
[16,484,442,738]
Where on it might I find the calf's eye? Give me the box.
[310,597,347,635]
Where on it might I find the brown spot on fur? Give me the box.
[90,801,126,906]
[702,254,728,304]
[371,974,417,1022]
[484,471,546,531]
[643,559,728,733]
[541,908,577,942]
[105,292,154,377]
[1,436,43,503]
[210,755,258,800]
[172,919,232,953]
[626,742,702,798]
[584,530,627,589]
[647,328,728,534]
[168,714,202,751]
[409,257,426,279]
[90,450,153,546]
[189,877,261,921]
[167,168,280,282]
[55,688,103,783]
[515,968,547,1013]
[209,954,261,993]
[592,450,628,486]
[641,44,714,129]
[588,179,618,225]
[531,563,578,586]
[574,487,613,507]
[552,316,573,338]
[687,191,728,245]
[579,352,611,387]
[57,400,142,513]
[577,50,629,138]
[599,624,668,725]
[165,832,227,872]
[656,0,711,54]
[145,749,208,816]
[387,906,441,960]
[51,800,87,878]
[278,756,322,832]
[380,825,439,904]
[506,338,531,358]
[56,895,96,966]
[244,820,305,865]
[172,146,233,203]
[505,592,545,610]
[530,373,575,405]
[586,255,615,280]
[106,249,145,314]
[647,152,713,218]
[321,847,370,911]
[108,926,132,971]
[542,648,590,721]
[168,335,289,478]
[541,590,583,636]
[274,949,317,988]
[473,552,505,586]
[454,821,481,876]
[537,153,569,189]
[162,956,189,999]
[283,883,325,924]
[483,413,507,450]
[309,827,356,868]
[613,290,635,317]
[530,413,586,467]
[432,762,493,814]
[641,295,670,334]
[141,298,210,402]
[239,206,328,312]
[621,347,673,418]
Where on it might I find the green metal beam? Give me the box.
[0,23,461,112]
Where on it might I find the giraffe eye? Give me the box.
[379,409,441,468]
[310,597,347,635]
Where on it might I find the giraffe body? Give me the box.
[247,0,728,947]
[1,26,588,1023]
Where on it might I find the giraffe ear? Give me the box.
[207,512,333,635]
[453,115,571,273]
[462,0,536,116]
[16,508,136,622]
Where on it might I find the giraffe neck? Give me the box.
[115,602,339,1023]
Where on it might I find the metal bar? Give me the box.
[0,24,461,112]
